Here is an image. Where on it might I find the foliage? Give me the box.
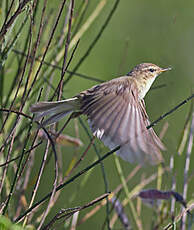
[0,0,193,229]
[0,215,34,230]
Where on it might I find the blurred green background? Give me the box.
[1,0,194,229]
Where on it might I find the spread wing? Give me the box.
[80,77,165,165]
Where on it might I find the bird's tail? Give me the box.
[30,97,81,126]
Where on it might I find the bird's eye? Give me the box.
[149,68,155,73]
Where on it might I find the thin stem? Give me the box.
[62,0,121,86]
[15,145,120,223]
[22,140,50,226]
[147,94,194,129]
[181,113,194,230]
[0,0,31,42]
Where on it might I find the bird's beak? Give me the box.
[160,67,172,72]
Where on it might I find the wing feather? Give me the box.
[108,100,129,142]
[99,98,124,131]
[82,94,112,114]
[81,79,164,165]
[90,97,122,132]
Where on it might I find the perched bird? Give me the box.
[30,63,171,165]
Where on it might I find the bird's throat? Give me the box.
[137,77,156,99]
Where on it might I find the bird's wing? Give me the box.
[81,78,165,165]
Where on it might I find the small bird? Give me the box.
[30,63,171,165]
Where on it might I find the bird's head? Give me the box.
[128,63,171,79]
[127,63,171,99]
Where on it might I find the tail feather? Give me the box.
[42,111,71,126]
[30,97,80,126]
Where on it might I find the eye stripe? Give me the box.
[142,67,157,72]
